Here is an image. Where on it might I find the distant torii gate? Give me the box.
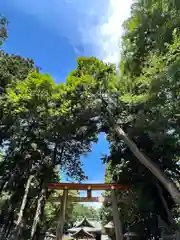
[48,183,130,240]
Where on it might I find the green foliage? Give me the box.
[0,54,109,239]
[100,1,180,239]
[42,190,79,234]
[70,204,100,223]
[0,16,8,46]
[0,51,35,94]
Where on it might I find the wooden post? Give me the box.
[175,231,180,240]
[87,189,92,199]
[160,228,165,240]
[111,189,123,240]
[56,189,68,240]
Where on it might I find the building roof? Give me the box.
[68,217,101,234]
[68,227,101,233]
[124,232,138,237]
[71,229,94,238]
[75,217,95,228]
[90,221,101,229]
[104,221,114,229]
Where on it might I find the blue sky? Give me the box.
[0,0,132,207]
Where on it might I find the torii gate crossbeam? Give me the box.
[48,182,129,190]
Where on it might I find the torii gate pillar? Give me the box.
[111,189,123,240]
[56,189,68,240]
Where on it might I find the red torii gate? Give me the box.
[48,183,130,240]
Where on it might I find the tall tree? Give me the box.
[64,56,180,204]
[0,15,8,46]
[100,0,180,238]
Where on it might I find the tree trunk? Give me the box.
[56,190,68,240]
[14,175,34,240]
[0,179,7,194]
[1,205,15,240]
[0,199,10,227]
[30,181,47,240]
[111,189,123,240]
[114,125,180,205]
[156,183,174,227]
[0,161,18,195]
[2,210,14,240]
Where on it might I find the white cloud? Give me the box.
[8,0,108,52]
[7,0,132,66]
[80,0,133,65]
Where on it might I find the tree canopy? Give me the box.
[100,0,180,239]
